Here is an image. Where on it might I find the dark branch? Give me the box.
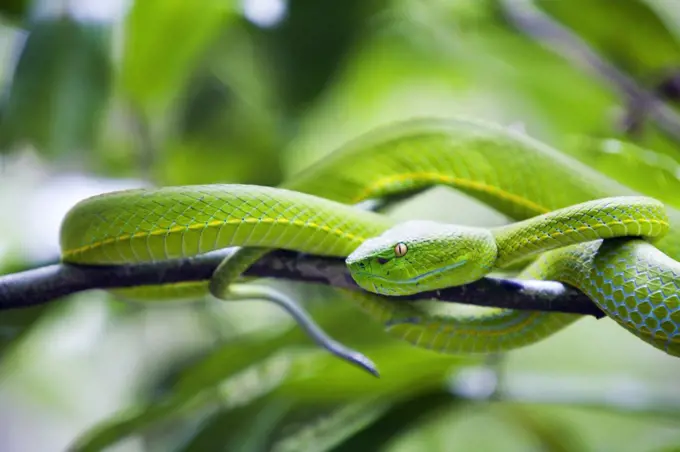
[500,0,680,143]
[0,249,604,318]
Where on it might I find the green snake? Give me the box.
[58,117,680,374]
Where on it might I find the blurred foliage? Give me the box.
[539,0,680,77]
[0,17,111,157]
[0,0,29,24]
[1,0,680,451]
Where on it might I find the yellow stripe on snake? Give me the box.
[59,117,680,375]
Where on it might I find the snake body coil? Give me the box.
[60,118,680,361]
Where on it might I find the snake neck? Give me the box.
[489,197,669,269]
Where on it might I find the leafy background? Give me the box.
[1,0,680,451]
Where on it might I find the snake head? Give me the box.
[346,221,497,296]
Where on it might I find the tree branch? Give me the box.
[500,0,680,143]
[0,249,605,318]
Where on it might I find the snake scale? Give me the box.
[59,118,680,373]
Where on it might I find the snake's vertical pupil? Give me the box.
[394,242,408,257]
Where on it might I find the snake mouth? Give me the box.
[351,260,468,286]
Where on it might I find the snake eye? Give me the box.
[377,257,390,265]
[394,242,408,257]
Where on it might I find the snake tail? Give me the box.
[228,284,379,377]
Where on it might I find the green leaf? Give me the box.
[0,0,29,24]
[640,0,680,42]
[330,389,460,452]
[0,17,112,156]
[120,0,236,110]
[70,298,473,452]
[264,0,387,113]
[71,344,469,452]
[564,136,680,208]
[70,349,296,452]
[0,305,48,358]
[538,0,680,77]
[158,24,285,186]
[271,397,391,452]
[176,399,292,452]
[493,404,590,452]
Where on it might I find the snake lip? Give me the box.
[351,260,468,286]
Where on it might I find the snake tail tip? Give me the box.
[351,354,380,378]
[367,365,381,379]
[365,365,381,379]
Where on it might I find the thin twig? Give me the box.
[500,0,680,143]
[0,249,604,317]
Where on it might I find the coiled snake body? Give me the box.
[59,118,680,373]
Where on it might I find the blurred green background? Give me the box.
[2,0,680,451]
